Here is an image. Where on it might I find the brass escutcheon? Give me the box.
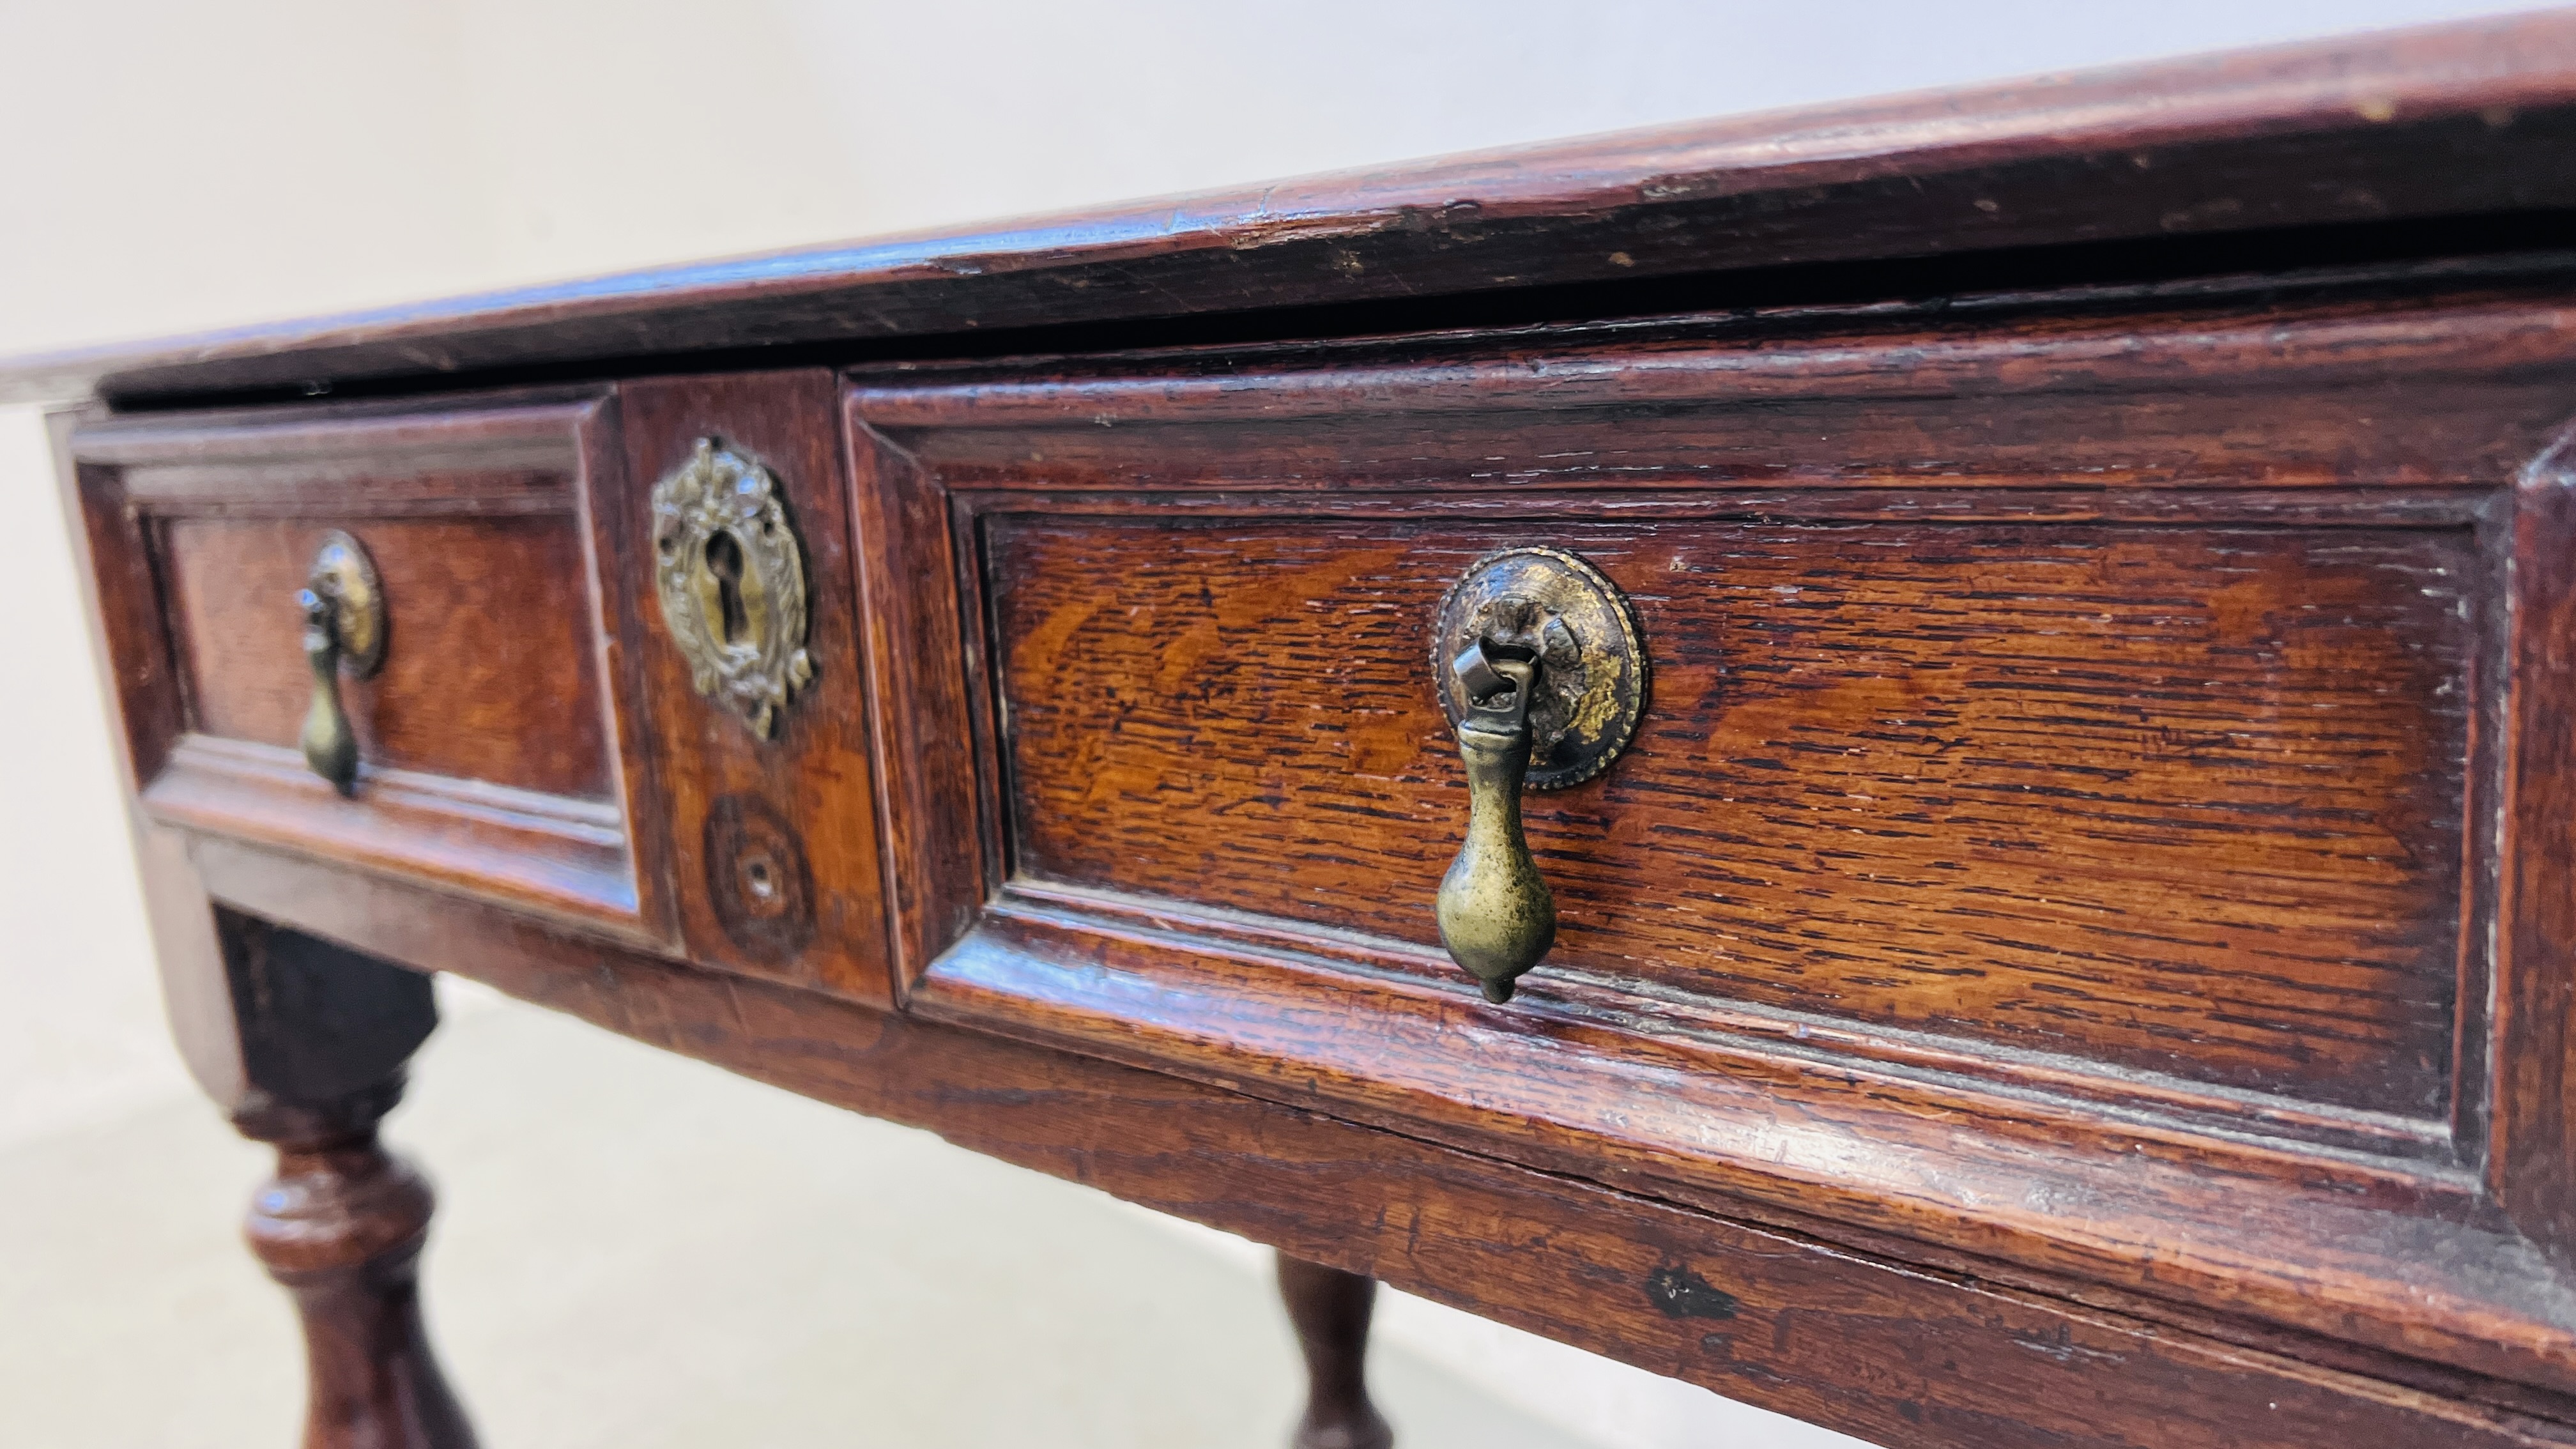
[650,438,815,739]
[1429,547,1644,1002]
[297,530,385,797]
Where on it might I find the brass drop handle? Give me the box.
[1436,640,1556,1003]
[1429,547,1646,1004]
[296,531,385,797]
[298,588,358,795]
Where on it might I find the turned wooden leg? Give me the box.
[1277,1252,1394,1449]
[215,912,478,1449]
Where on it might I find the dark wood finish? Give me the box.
[843,415,990,993]
[216,911,475,1449]
[145,737,635,930]
[15,13,2576,406]
[43,17,2576,1449]
[1276,1255,1395,1449]
[849,278,2576,1401]
[65,394,670,940]
[609,371,893,1003]
[843,288,2576,482]
[187,837,2576,1449]
[2498,422,2576,1269]
[47,404,248,1106]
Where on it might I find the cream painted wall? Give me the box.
[0,4,2542,1446]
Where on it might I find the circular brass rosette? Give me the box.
[1430,546,1645,790]
[308,530,386,678]
[650,438,815,739]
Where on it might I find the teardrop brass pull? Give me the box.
[1437,640,1556,1002]
[1430,548,1645,1003]
[296,531,385,797]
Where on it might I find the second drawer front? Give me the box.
[988,514,2475,1128]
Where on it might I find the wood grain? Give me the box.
[988,514,2476,1121]
[49,25,2576,1443]
[843,417,990,993]
[610,371,893,1003]
[2496,423,2576,1271]
[215,912,477,1449]
[862,291,2576,503]
[142,736,640,932]
[160,513,610,799]
[65,392,672,944]
[924,900,2576,1401]
[48,404,244,1106]
[15,12,2576,404]
[842,281,2576,1406]
[187,838,2576,1449]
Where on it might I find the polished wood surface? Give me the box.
[162,514,610,798]
[834,270,2576,1410]
[608,371,894,1002]
[33,16,2576,1449]
[217,912,475,1449]
[12,12,2576,406]
[1277,1255,1394,1449]
[194,838,2576,1448]
[64,394,664,939]
[986,516,2471,1115]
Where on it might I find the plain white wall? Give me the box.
[0,3,2543,1446]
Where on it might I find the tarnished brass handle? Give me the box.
[1437,641,1556,1002]
[296,531,385,797]
[1429,548,1645,1003]
[298,588,358,794]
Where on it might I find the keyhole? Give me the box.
[705,530,749,644]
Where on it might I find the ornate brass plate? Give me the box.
[1430,546,1644,791]
[650,439,814,739]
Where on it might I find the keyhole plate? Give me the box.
[704,528,750,645]
[1430,547,1645,791]
[650,438,815,739]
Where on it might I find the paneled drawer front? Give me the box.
[850,293,2576,1397]
[162,514,611,799]
[987,514,2475,1126]
[71,395,668,940]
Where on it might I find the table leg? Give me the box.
[213,911,478,1449]
[1277,1251,1395,1449]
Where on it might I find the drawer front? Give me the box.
[848,291,2576,1394]
[162,514,611,799]
[986,515,2474,1122]
[71,395,668,940]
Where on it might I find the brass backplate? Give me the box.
[1431,547,1644,790]
[308,530,385,679]
[650,438,815,739]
